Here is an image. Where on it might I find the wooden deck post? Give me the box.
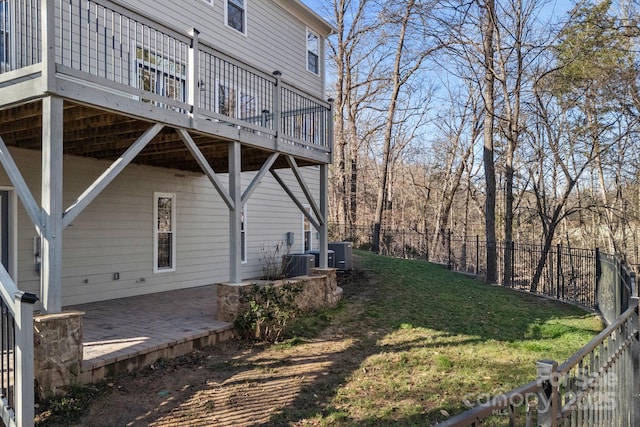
[41,96,64,314]
[272,71,282,151]
[319,164,329,268]
[229,141,242,283]
[42,0,56,91]
[188,28,200,128]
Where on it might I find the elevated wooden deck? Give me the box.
[0,0,333,172]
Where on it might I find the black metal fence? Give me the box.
[332,225,636,317]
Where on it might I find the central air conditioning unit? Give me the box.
[329,241,353,271]
[283,253,315,278]
[305,250,335,268]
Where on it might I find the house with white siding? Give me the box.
[0,0,335,421]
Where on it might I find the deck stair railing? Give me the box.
[0,0,332,156]
[0,266,37,427]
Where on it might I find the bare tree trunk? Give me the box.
[373,0,417,253]
[482,0,497,282]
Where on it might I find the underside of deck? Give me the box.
[0,99,319,173]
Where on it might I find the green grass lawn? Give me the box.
[283,251,603,426]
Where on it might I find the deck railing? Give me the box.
[0,266,37,427]
[0,0,332,156]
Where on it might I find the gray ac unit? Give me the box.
[305,250,335,268]
[283,254,315,278]
[329,241,353,270]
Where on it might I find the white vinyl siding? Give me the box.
[154,192,176,273]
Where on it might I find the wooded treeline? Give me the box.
[322,0,640,284]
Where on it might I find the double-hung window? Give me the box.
[0,1,10,67]
[303,207,312,252]
[154,193,176,273]
[307,30,319,75]
[226,0,246,34]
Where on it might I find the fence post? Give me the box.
[476,235,479,275]
[595,248,601,312]
[511,240,515,287]
[632,296,640,427]
[447,229,452,270]
[536,359,559,427]
[556,244,562,300]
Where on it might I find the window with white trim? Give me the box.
[0,1,10,67]
[226,0,246,34]
[154,193,176,272]
[303,207,312,252]
[241,205,247,263]
[307,29,319,75]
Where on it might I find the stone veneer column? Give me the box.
[217,283,251,322]
[33,310,84,399]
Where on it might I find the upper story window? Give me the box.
[307,29,319,75]
[226,0,246,34]
[154,193,176,273]
[0,1,10,65]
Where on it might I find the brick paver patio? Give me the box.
[69,284,234,383]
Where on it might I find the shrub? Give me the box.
[259,242,291,280]
[234,283,303,342]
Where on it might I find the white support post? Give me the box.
[188,28,200,128]
[42,0,56,91]
[14,291,37,427]
[272,71,282,150]
[319,164,329,268]
[41,96,64,314]
[229,142,242,283]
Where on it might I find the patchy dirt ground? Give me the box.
[36,271,366,427]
